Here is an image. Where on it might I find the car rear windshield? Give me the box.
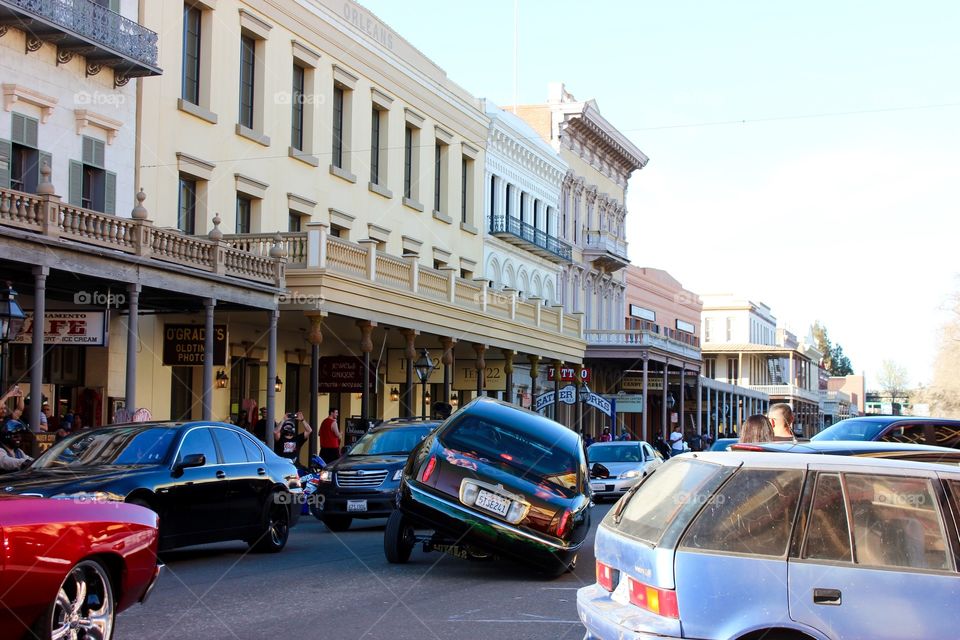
[440,415,579,491]
[34,427,176,468]
[349,426,433,455]
[605,458,729,546]
[813,420,888,441]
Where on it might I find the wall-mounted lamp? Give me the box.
[390,387,400,402]
[215,370,229,389]
[274,376,283,393]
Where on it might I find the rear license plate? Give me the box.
[474,489,510,517]
[346,499,367,512]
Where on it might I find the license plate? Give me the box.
[346,499,367,512]
[591,482,606,491]
[474,488,510,517]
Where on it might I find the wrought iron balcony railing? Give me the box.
[0,0,160,75]
[489,215,572,262]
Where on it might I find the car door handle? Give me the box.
[216,470,226,479]
[257,467,266,475]
[813,588,841,606]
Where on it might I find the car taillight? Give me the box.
[596,561,619,592]
[730,444,764,451]
[556,509,572,538]
[628,577,679,619]
[421,455,437,483]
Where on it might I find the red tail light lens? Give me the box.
[628,577,679,619]
[421,456,438,483]
[596,561,619,592]
[556,509,572,538]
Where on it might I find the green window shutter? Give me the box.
[11,113,38,148]
[0,140,11,188]
[81,136,104,168]
[104,171,117,214]
[68,160,83,206]
[94,140,105,168]
[109,0,119,12]
[82,137,94,164]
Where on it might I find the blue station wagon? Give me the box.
[578,451,960,640]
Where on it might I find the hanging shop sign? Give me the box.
[318,355,377,392]
[385,349,444,384]
[608,393,644,413]
[13,311,108,346]
[162,324,227,366]
[534,384,578,411]
[546,366,591,383]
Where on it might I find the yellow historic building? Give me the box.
[132,0,585,445]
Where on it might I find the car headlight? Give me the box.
[319,470,333,482]
[620,469,640,479]
[51,491,123,503]
[392,469,403,481]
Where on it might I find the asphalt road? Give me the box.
[115,503,613,640]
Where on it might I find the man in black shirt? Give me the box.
[274,411,312,466]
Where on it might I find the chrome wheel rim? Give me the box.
[269,505,289,546]
[51,560,113,640]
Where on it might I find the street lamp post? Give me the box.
[0,283,27,395]
[413,348,433,418]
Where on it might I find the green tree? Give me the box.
[811,321,854,376]
[830,344,854,376]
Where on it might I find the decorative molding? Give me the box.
[3,84,57,123]
[366,223,391,243]
[404,108,424,128]
[234,173,269,199]
[433,210,453,224]
[235,124,270,146]
[56,49,75,66]
[287,192,317,215]
[0,25,8,38]
[288,147,319,166]
[25,36,42,53]
[332,64,358,90]
[402,197,424,212]
[434,125,453,144]
[239,8,273,40]
[328,164,357,184]
[113,73,130,88]
[85,62,102,77]
[74,109,123,144]
[291,39,321,67]
[176,151,215,181]
[370,87,393,110]
[178,98,218,124]
[432,247,452,265]
[328,207,355,229]
[401,235,423,255]
[368,181,393,199]
[461,142,479,160]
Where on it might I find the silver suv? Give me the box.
[578,451,960,639]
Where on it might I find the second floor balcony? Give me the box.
[584,328,701,361]
[747,384,821,405]
[0,0,161,80]
[583,229,629,271]
[489,215,572,263]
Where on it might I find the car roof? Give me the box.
[686,450,960,472]
[831,416,960,425]
[731,440,960,458]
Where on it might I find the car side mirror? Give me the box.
[173,453,205,477]
[590,463,610,479]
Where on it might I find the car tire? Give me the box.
[250,493,290,553]
[384,510,415,563]
[321,515,353,532]
[33,559,115,640]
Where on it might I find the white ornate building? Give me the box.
[482,101,569,306]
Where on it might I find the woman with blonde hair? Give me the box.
[739,414,775,444]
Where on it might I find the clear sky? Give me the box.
[359,0,960,389]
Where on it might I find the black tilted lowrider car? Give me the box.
[314,417,440,531]
[384,397,591,576]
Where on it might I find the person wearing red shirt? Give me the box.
[319,408,341,464]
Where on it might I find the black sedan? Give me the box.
[1,422,302,552]
[314,417,440,531]
[385,397,591,577]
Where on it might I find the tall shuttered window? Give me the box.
[236,195,252,234]
[403,126,413,199]
[4,113,48,194]
[434,142,443,212]
[331,86,344,168]
[291,64,305,150]
[461,157,469,223]
[239,35,255,129]
[69,136,115,214]
[182,4,201,104]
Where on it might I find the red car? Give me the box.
[0,495,162,640]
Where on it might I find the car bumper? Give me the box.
[315,489,397,518]
[400,482,581,569]
[139,562,164,604]
[288,490,303,526]
[589,477,639,499]
[577,584,682,640]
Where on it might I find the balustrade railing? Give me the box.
[0,0,160,68]
[489,215,572,261]
[584,229,628,258]
[584,328,701,358]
